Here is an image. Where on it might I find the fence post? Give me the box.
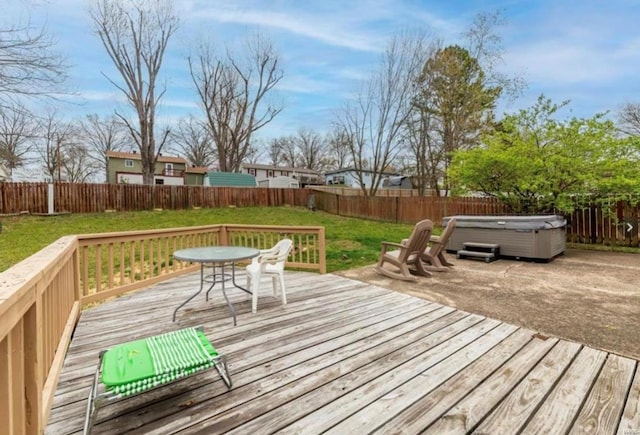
[589,205,597,244]
[48,183,54,214]
[395,196,399,223]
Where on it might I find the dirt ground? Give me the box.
[335,249,640,360]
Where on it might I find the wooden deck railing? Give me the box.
[76,225,223,305]
[0,224,325,433]
[0,236,80,434]
[77,224,326,305]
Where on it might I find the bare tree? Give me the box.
[335,33,428,196]
[90,0,179,184]
[243,141,262,165]
[618,103,640,136]
[295,128,328,170]
[266,136,285,166]
[325,127,352,171]
[63,142,100,183]
[273,136,297,167]
[35,110,72,181]
[0,18,67,108]
[168,115,216,167]
[0,104,36,179]
[403,100,442,195]
[80,114,128,182]
[190,34,283,172]
[463,10,526,101]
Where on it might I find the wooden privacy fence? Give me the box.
[2,182,638,247]
[310,186,431,197]
[0,223,325,433]
[566,202,639,247]
[313,191,508,225]
[312,191,640,247]
[0,182,312,214]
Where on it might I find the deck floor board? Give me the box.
[46,271,639,434]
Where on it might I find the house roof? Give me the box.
[106,151,186,164]
[185,166,208,174]
[241,163,320,175]
[206,172,257,187]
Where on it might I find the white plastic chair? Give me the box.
[246,239,293,313]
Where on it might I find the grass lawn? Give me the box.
[0,207,431,273]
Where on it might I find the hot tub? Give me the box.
[443,215,566,261]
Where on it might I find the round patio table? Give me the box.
[173,246,260,326]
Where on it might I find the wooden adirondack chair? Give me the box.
[422,218,457,272]
[375,219,434,281]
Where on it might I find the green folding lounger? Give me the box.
[83,326,232,434]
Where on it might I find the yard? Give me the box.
[0,207,418,273]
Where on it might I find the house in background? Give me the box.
[240,163,321,186]
[325,167,401,189]
[258,176,299,188]
[106,151,207,185]
[382,175,414,189]
[184,166,208,185]
[204,171,257,187]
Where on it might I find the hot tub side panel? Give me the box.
[447,228,565,260]
[541,228,566,258]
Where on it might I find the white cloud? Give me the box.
[162,98,199,110]
[78,90,121,102]
[506,36,639,87]
[278,75,334,95]
[192,7,383,52]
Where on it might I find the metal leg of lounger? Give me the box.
[214,354,233,389]
[83,351,105,435]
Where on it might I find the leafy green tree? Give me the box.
[450,96,640,213]
[412,45,501,195]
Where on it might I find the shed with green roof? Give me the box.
[205,172,257,187]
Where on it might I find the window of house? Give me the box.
[165,163,173,176]
[248,168,256,176]
[124,159,134,168]
[155,178,164,185]
[267,170,274,177]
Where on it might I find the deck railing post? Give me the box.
[318,227,326,274]
[219,225,229,246]
[24,296,43,434]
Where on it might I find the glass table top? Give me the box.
[173,246,260,263]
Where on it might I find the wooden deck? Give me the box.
[46,271,640,434]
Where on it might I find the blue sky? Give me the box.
[7,0,640,141]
